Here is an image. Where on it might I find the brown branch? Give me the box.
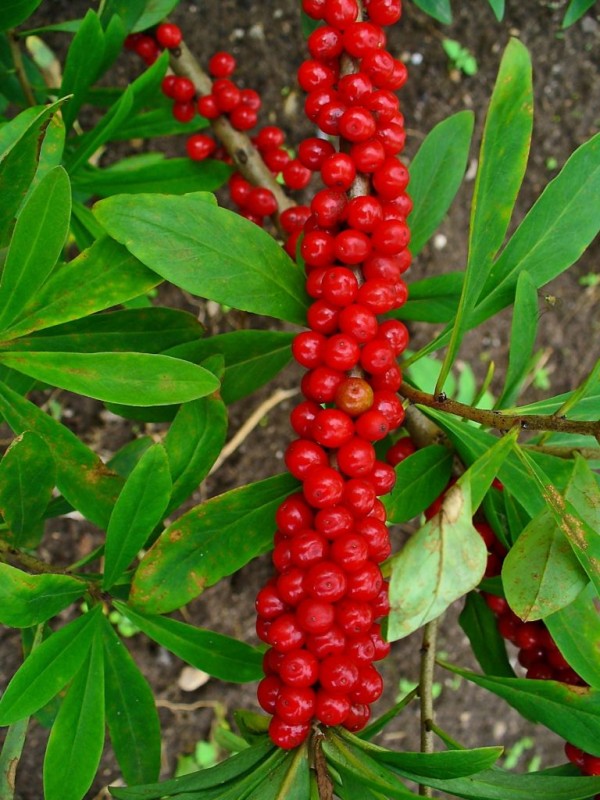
[400,383,600,438]
[310,728,334,800]
[168,41,295,233]
[523,444,600,460]
[8,30,36,106]
[418,618,440,797]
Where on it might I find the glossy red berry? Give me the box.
[279,650,319,687]
[208,51,236,77]
[268,716,310,749]
[319,655,359,693]
[155,23,182,49]
[303,466,345,508]
[186,134,216,161]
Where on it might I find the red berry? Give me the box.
[258,675,282,713]
[289,530,329,568]
[323,333,361,371]
[213,79,241,112]
[343,22,386,57]
[339,106,377,142]
[155,23,182,49]
[315,690,351,725]
[185,134,216,161]
[172,101,196,123]
[306,300,340,335]
[337,437,376,477]
[297,60,337,92]
[314,507,354,539]
[208,51,236,77]
[277,568,308,606]
[338,304,379,342]
[338,72,373,105]
[256,584,288,619]
[346,561,384,601]
[302,366,344,403]
[283,159,313,190]
[386,437,416,466]
[335,377,375,417]
[276,494,314,535]
[343,702,371,731]
[268,613,306,652]
[308,26,344,60]
[331,533,369,572]
[367,0,402,26]
[161,75,178,98]
[345,634,376,666]
[303,466,345,508]
[565,742,586,768]
[350,665,383,703]
[229,105,258,131]
[279,650,319,687]
[336,599,374,635]
[373,157,410,200]
[285,439,329,480]
[268,716,310,749]
[306,626,346,659]
[346,196,383,231]
[172,77,196,103]
[335,230,372,265]
[197,94,219,119]
[321,153,356,190]
[311,408,355,448]
[247,187,278,217]
[355,409,390,441]
[299,137,336,171]
[305,560,348,601]
[343,478,377,516]
[323,0,360,29]
[296,597,335,633]
[320,655,359,693]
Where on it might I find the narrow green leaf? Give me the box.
[247,744,310,800]
[409,112,474,255]
[477,131,600,322]
[166,329,295,405]
[109,739,276,799]
[387,763,600,799]
[0,0,43,31]
[344,731,503,778]
[389,272,462,323]
[43,631,105,800]
[108,436,154,479]
[459,592,515,677]
[111,104,209,140]
[73,156,231,197]
[95,193,309,325]
[439,660,600,756]
[563,0,597,27]
[496,271,539,407]
[0,100,65,246]
[100,0,146,32]
[164,393,228,512]
[436,39,533,393]
[487,0,505,20]
[0,237,162,341]
[5,308,204,355]
[100,616,161,784]
[0,166,70,331]
[412,0,452,23]
[130,473,299,613]
[457,427,518,512]
[132,0,181,32]
[388,481,487,640]
[323,736,420,799]
[0,351,220,406]
[0,430,55,544]
[0,382,122,528]
[103,444,171,589]
[545,584,600,690]
[0,564,86,627]
[59,10,106,131]
[0,607,101,724]
[384,445,453,523]
[502,507,589,620]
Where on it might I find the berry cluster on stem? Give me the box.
[255,0,410,750]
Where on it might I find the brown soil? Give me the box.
[1,1,599,797]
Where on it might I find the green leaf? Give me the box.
[0,564,86,627]
[100,616,161,785]
[0,100,65,247]
[409,112,474,255]
[439,661,600,756]
[502,507,589,620]
[323,736,420,799]
[132,0,181,32]
[563,0,597,27]
[5,308,204,355]
[412,0,452,24]
[477,131,600,322]
[436,39,533,393]
[0,0,42,30]
[59,10,106,131]
[130,473,299,613]
[102,444,171,590]
[457,427,518,512]
[0,607,101,724]
[345,731,503,778]
[487,0,505,20]
[0,166,70,331]
[110,104,210,141]
[247,744,310,800]
[43,630,105,800]
[459,592,515,677]
[388,764,600,800]
[384,445,453,523]
[545,584,600,690]
[0,382,122,528]
[108,436,154,479]
[390,272,462,324]
[164,393,228,512]
[0,430,55,544]
[387,481,487,640]
[166,329,294,405]
[496,271,539,407]
[0,351,220,406]
[0,237,162,341]
[73,156,231,197]
[95,193,309,325]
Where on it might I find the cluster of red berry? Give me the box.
[124,22,182,65]
[255,0,410,750]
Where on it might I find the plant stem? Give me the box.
[311,729,334,800]
[400,382,600,438]
[8,30,36,106]
[167,41,294,232]
[418,618,440,797]
[0,625,43,799]
[523,443,600,460]
[0,539,62,574]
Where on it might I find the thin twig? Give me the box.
[418,618,440,797]
[8,30,36,106]
[168,41,295,233]
[311,729,334,800]
[209,387,299,475]
[156,698,222,713]
[0,539,67,575]
[523,444,600,460]
[400,382,600,438]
